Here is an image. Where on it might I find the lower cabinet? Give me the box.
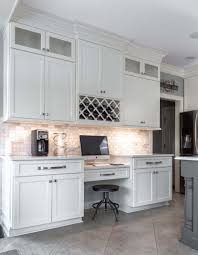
[52,174,84,222]
[12,173,84,229]
[133,167,172,207]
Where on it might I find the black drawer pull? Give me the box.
[100,173,115,176]
[38,165,67,170]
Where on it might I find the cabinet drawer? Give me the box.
[134,157,172,169]
[84,168,129,182]
[15,161,83,176]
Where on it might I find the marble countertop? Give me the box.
[175,156,198,161]
[84,163,130,170]
[113,154,174,158]
[0,155,84,161]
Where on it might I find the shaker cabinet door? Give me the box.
[52,174,84,222]
[10,49,45,119]
[13,176,52,229]
[45,57,75,122]
[78,40,101,96]
[156,168,172,202]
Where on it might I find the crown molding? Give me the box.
[184,64,198,78]
[12,3,166,64]
[160,63,184,77]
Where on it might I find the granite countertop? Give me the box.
[0,155,84,161]
[175,156,198,161]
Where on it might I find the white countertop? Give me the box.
[85,163,130,170]
[114,154,174,158]
[175,156,198,161]
[0,155,84,161]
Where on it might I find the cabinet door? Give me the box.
[46,32,75,61]
[156,168,172,202]
[101,47,122,99]
[143,62,159,81]
[124,57,141,76]
[11,22,45,55]
[52,174,84,222]
[123,75,160,128]
[13,176,52,228]
[45,57,75,122]
[10,49,45,119]
[133,169,155,207]
[78,40,101,96]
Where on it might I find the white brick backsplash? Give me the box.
[0,123,152,156]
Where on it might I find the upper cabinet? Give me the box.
[123,75,160,128]
[78,40,123,99]
[11,23,75,62]
[124,56,160,81]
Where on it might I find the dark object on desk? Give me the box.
[92,184,119,221]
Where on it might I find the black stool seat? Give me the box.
[92,184,119,192]
[92,184,120,221]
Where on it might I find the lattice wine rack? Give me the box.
[79,95,120,122]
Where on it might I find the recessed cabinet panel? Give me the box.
[46,33,75,61]
[156,168,172,202]
[123,75,160,128]
[10,49,45,119]
[13,176,52,228]
[11,23,45,54]
[144,63,158,78]
[78,40,101,96]
[125,58,140,74]
[101,47,122,98]
[45,57,75,122]
[52,174,83,222]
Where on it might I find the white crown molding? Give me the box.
[160,63,184,77]
[12,3,166,64]
[184,64,198,78]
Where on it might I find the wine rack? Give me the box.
[79,95,120,122]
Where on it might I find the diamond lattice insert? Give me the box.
[79,95,120,122]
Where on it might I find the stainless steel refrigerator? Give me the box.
[180,111,198,156]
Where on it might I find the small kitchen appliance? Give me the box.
[31,130,49,156]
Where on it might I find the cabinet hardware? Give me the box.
[38,165,67,170]
[47,49,50,52]
[140,121,146,124]
[155,161,162,164]
[54,180,57,183]
[100,173,115,176]
[42,48,46,51]
[49,180,53,183]
[42,112,45,116]
[103,90,106,93]
[45,113,49,116]
[100,90,103,93]
[146,162,154,165]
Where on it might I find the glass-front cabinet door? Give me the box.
[46,32,75,61]
[143,62,159,80]
[124,57,141,75]
[11,23,45,54]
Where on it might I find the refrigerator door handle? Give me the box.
[195,112,198,154]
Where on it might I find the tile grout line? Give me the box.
[152,211,159,255]
[102,222,115,255]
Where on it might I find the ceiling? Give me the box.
[19,0,198,67]
[0,0,18,30]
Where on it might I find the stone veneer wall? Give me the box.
[0,122,152,156]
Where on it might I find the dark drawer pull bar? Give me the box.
[38,165,67,170]
[100,173,115,176]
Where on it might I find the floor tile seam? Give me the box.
[102,224,114,255]
[152,218,159,255]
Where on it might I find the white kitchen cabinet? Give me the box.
[133,169,154,207]
[13,176,52,229]
[8,50,75,122]
[10,22,75,62]
[10,49,45,119]
[46,32,75,61]
[45,57,75,122]
[2,158,84,237]
[156,168,172,202]
[124,56,159,81]
[123,75,160,128]
[101,46,122,98]
[184,76,198,111]
[52,174,84,222]
[78,40,122,99]
[78,40,101,96]
[11,22,45,55]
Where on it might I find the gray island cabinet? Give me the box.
[176,157,198,250]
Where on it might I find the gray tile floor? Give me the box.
[1,193,198,255]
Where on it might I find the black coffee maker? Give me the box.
[31,130,49,156]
